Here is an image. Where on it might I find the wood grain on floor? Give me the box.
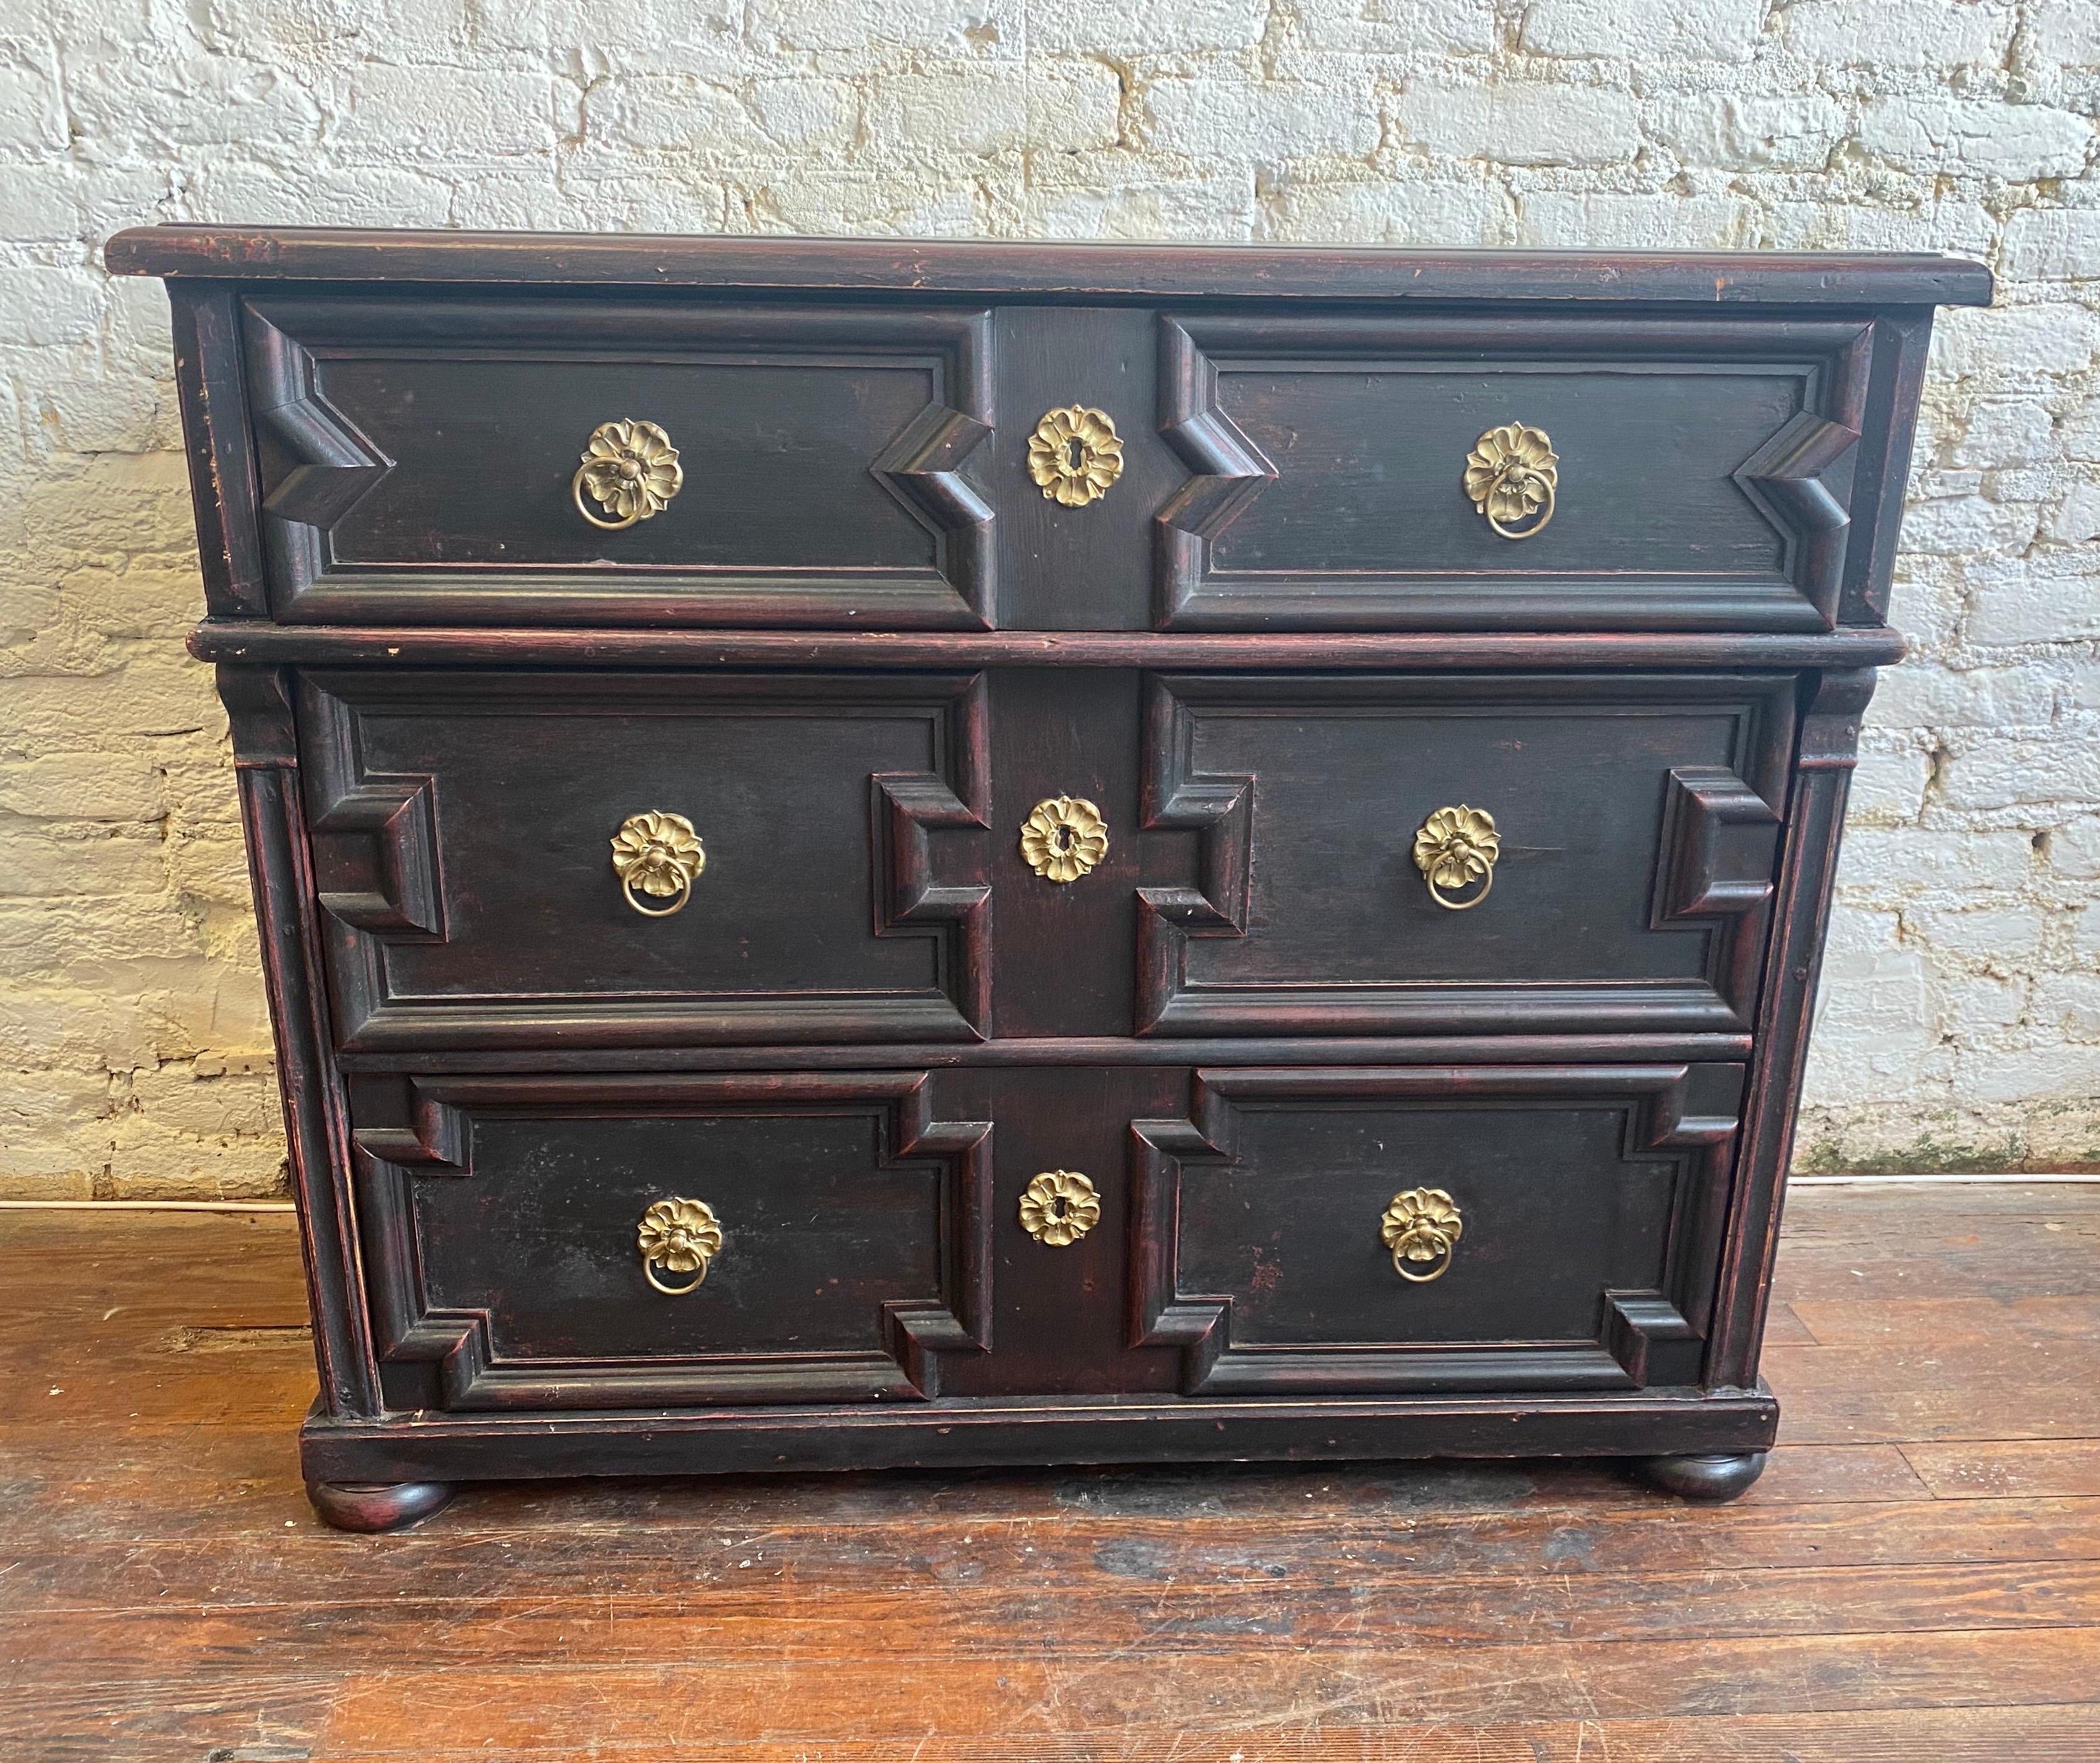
[2,1184,2097,1761]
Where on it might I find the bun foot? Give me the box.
[1631,1451,1768,1503]
[307,1479,458,1533]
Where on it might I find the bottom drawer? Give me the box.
[348,1062,1744,1413]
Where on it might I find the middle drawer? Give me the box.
[297,667,1797,1051]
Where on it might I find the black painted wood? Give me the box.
[115,229,1971,1521]
[995,306,1169,632]
[298,1385,1782,1490]
[1133,1065,1739,1397]
[304,1479,457,1531]
[1156,311,1873,633]
[188,621,1914,669]
[1631,1450,1770,1502]
[106,225,1994,308]
[244,296,996,629]
[1138,672,1793,1037]
[349,1072,992,1408]
[295,669,991,1050]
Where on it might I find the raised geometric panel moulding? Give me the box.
[348,1091,483,1407]
[298,683,445,942]
[871,672,993,1039]
[1152,317,1278,626]
[1652,765,1783,929]
[863,308,997,622]
[244,300,1001,626]
[259,387,395,532]
[878,1072,997,1393]
[870,400,996,626]
[1147,311,1882,635]
[1134,676,1255,1034]
[1604,1292,1705,1388]
[250,323,396,603]
[1732,410,1862,625]
[312,774,444,939]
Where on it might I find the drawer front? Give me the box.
[240,296,1883,635]
[1137,673,1794,1037]
[1156,311,1872,631]
[246,297,993,628]
[298,670,991,1051]
[352,1072,991,1410]
[349,1063,1740,1411]
[1134,1065,1743,1395]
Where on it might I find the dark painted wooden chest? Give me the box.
[109,227,1992,1528]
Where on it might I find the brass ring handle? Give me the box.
[1395,1242,1454,1283]
[575,419,683,530]
[611,810,705,919]
[1414,805,1499,912]
[1381,1187,1463,1283]
[1020,1170,1100,1246]
[646,1260,707,1296]
[638,1197,722,1296]
[1427,868,1492,911]
[621,871,692,918]
[1486,472,1554,540]
[1464,423,1557,541]
[573,464,641,531]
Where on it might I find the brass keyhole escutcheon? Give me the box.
[1413,805,1500,911]
[1027,405,1123,508]
[1020,795,1108,883]
[1021,1171,1100,1246]
[637,1197,724,1295]
[611,810,706,917]
[1381,1187,1463,1283]
[1464,422,1557,540]
[575,418,683,530]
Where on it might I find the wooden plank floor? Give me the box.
[3,1184,2098,1761]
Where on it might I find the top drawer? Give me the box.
[235,295,1889,634]
[243,295,996,628]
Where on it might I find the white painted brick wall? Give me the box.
[1,0,2096,1195]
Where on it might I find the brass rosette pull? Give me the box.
[1464,422,1557,540]
[1020,1170,1100,1246]
[574,418,683,530]
[611,810,706,917]
[1380,1187,1463,1283]
[1414,805,1499,911]
[1020,795,1108,883]
[1027,405,1124,508]
[637,1197,724,1296]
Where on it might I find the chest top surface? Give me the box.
[108,225,1993,306]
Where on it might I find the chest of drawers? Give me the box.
[110,227,1991,1530]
